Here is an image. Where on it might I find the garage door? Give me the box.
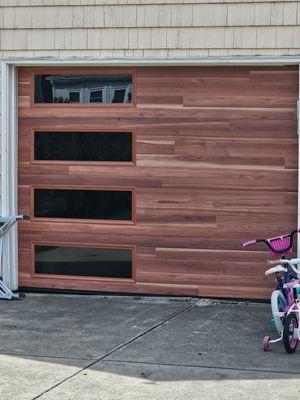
[18,66,298,299]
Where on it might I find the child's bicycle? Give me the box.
[243,229,300,336]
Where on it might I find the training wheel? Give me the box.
[263,336,271,351]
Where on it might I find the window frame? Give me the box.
[30,67,136,108]
[31,241,136,282]
[31,185,136,225]
[30,127,136,166]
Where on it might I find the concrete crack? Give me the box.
[31,304,194,399]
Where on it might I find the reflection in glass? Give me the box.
[35,245,132,278]
[34,131,132,162]
[34,189,132,221]
[34,74,132,104]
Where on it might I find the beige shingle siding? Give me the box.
[1,27,300,55]
[1,3,300,28]
[0,2,300,57]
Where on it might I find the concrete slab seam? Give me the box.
[31,304,195,399]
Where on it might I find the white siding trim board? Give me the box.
[2,55,300,65]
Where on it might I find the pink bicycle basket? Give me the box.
[267,234,293,256]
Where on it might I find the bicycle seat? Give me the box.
[265,265,286,276]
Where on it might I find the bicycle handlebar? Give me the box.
[243,240,257,247]
[242,229,300,248]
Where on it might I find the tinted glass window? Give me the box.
[34,131,132,162]
[90,90,102,103]
[35,245,132,278]
[69,92,80,102]
[34,74,132,104]
[34,189,132,220]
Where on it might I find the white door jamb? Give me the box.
[1,62,18,290]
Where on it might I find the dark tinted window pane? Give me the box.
[90,90,102,103]
[113,89,126,103]
[69,92,80,102]
[35,245,132,278]
[34,74,132,104]
[34,131,132,162]
[34,189,132,220]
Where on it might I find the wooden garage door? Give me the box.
[18,66,298,299]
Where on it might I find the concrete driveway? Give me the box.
[0,294,300,400]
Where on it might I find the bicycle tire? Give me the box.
[271,290,286,334]
[283,313,299,354]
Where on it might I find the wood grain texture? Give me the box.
[18,66,299,299]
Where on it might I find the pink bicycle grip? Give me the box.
[243,240,256,247]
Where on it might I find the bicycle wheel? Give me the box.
[263,336,271,351]
[271,290,286,334]
[283,313,299,354]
